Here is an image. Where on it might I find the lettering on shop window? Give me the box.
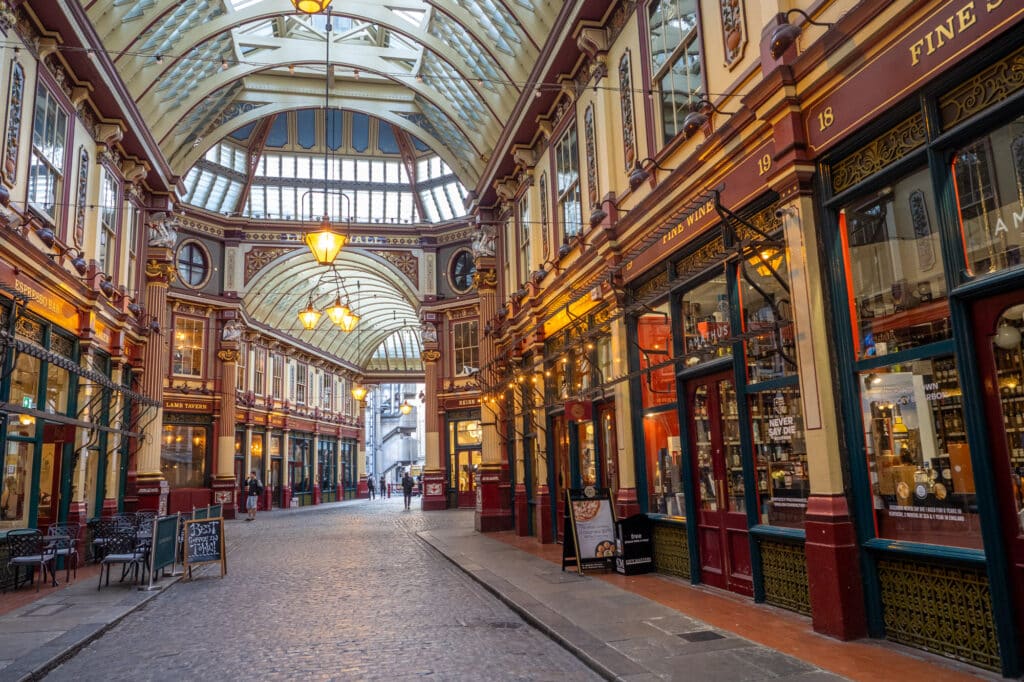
[908,1,1005,67]
[767,416,796,440]
[923,383,947,402]
[887,504,965,522]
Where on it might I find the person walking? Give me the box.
[379,475,387,500]
[244,471,263,521]
[367,476,376,500]
[402,471,414,510]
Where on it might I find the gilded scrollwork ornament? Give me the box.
[217,349,240,363]
[421,349,441,363]
[145,259,177,284]
[472,268,498,290]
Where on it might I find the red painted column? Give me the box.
[514,483,530,536]
[804,495,867,639]
[533,484,553,543]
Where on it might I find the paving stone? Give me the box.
[43,502,600,681]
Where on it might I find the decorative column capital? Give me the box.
[421,349,441,363]
[145,258,177,285]
[473,268,499,291]
[217,349,240,363]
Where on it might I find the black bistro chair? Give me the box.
[91,515,135,562]
[45,522,80,583]
[97,530,147,589]
[6,529,56,592]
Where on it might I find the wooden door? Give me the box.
[270,459,282,507]
[972,291,1024,658]
[690,373,752,596]
[597,402,618,496]
[551,414,569,540]
[37,423,68,527]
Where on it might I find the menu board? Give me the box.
[183,517,226,579]
[562,487,616,575]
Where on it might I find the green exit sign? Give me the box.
[21,396,33,409]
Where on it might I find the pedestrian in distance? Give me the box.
[379,475,386,500]
[402,471,414,510]
[367,476,376,500]
[244,471,263,521]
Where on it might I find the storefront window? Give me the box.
[742,245,796,383]
[992,307,1024,534]
[250,433,264,483]
[680,275,731,367]
[160,424,207,488]
[839,173,950,360]
[749,387,808,527]
[290,438,311,492]
[173,317,205,376]
[9,354,40,412]
[578,421,596,486]
[645,409,681,515]
[638,302,675,408]
[860,356,982,548]
[2,423,34,528]
[953,115,1024,277]
[44,365,70,414]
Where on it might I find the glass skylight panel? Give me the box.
[385,162,400,183]
[356,192,370,222]
[265,154,280,177]
[296,157,312,180]
[428,14,503,90]
[356,159,370,182]
[248,186,265,217]
[297,111,316,149]
[267,187,281,217]
[391,8,426,28]
[341,159,356,181]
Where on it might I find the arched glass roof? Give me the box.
[181,110,468,223]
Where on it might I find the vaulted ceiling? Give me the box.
[83,0,562,188]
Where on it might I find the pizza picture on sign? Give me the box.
[573,499,601,521]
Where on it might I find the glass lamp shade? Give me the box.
[297,300,322,330]
[304,220,347,265]
[291,0,332,13]
[325,297,351,326]
[749,248,785,277]
[351,384,368,401]
[399,401,413,415]
[338,309,360,333]
[994,323,1022,350]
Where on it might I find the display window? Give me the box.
[740,241,796,383]
[250,433,264,484]
[578,420,596,486]
[838,174,950,360]
[2,422,34,528]
[645,409,681,516]
[859,357,982,549]
[680,275,731,367]
[952,114,1024,278]
[160,424,208,488]
[637,301,674,408]
[749,387,808,528]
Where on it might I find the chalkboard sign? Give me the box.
[151,515,179,574]
[562,487,616,575]
[183,517,226,579]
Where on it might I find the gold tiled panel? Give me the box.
[759,539,811,616]
[877,557,1000,671]
[652,522,689,578]
[940,44,1024,130]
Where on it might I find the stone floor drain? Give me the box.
[488,621,523,629]
[678,630,724,642]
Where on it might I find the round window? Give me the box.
[176,241,209,288]
[450,250,475,293]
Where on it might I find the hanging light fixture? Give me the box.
[399,400,413,415]
[351,383,368,401]
[325,296,352,327]
[302,7,347,265]
[297,294,322,330]
[748,247,785,278]
[291,0,332,14]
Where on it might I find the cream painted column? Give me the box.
[610,316,641,517]
[134,247,175,514]
[102,362,126,516]
[779,194,865,640]
[281,428,292,507]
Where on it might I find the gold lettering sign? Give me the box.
[164,400,211,411]
[908,0,1007,66]
[14,277,78,328]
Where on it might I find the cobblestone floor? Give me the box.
[45,499,599,681]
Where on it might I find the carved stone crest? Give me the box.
[147,211,179,248]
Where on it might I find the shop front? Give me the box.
[817,31,1024,672]
[340,437,357,500]
[289,432,313,506]
[161,407,212,514]
[318,436,337,503]
[446,410,481,508]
